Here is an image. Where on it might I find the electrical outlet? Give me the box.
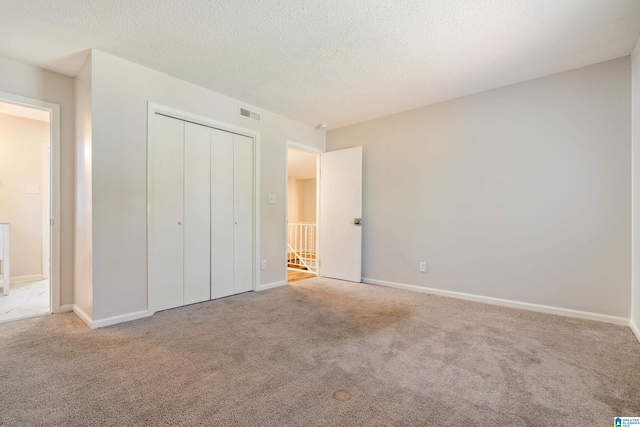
[261,260,267,270]
[419,262,427,273]
[268,194,276,204]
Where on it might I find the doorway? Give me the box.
[0,100,53,323]
[286,145,320,284]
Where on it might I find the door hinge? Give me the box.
[50,219,54,225]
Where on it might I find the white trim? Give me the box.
[631,319,640,344]
[257,281,287,291]
[69,304,152,329]
[363,278,630,326]
[71,304,92,328]
[9,274,44,284]
[285,139,324,154]
[0,91,61,314]
[147,102,261,313]
[59,304,73,312]
[41,143,50,280]
[91,310,152,329]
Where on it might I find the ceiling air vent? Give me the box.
[239,107,261,122]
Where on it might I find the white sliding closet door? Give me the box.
[184,123,211,305]
[150,114,184,312]
[210,128,235,299]
[233,134,254,294]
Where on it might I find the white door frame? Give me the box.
[284,140,324,282]
[42,144,50,280]
[147,102,261,313]
[0,91,61,313]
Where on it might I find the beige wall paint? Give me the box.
[287,177,316,223]
[632,40,640,335]
[301,179,316,223]
[287,177,300,223]
[88,50,324,321]
[327,57,631,317]
[0,55,75,306]
[0,113,48,279]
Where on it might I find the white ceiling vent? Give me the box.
[239,106,261,122]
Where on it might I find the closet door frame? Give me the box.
[146,102,261,314]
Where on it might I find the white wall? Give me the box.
[327,57,631,318]
[632,40,640,338]
[74,54,93,318]
[0,55,75,305]
[88,50,324,321]
[0,113,48,279]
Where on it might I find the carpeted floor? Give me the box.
[0,278,638,426]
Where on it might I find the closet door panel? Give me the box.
[184,123,211,305]
[210,128,235,299]
[233,134,253,294]
[150,114,184,311]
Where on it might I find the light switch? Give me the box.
[268,194,276,204]
[27,185,40,194]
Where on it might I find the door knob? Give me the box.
[178,221,182,225]
[354,218,362,226]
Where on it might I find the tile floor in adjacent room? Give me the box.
[0,279,49,324]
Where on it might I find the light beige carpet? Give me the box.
[0,277,638,426]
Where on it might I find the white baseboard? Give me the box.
[62,305,152,329]
[363,278,630,326]
[71,304,93,328]
[631,319,640,344]
[59,304,73,313]
[10,274,44,284]
[257,281,286,291]
[91,310,152,329]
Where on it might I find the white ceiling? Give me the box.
[0,102,49,122]
[288,148,317,180]
[1,1,639,130]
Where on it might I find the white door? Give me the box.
[210,130,254,297]
[319,147,362,282]
[210,128,235,299]
[150,113,255,310]
[183,123,211,305]
[233,134,254,293]
[150,114,185,311]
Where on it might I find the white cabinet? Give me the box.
[0,222,9,295]
[149,114,254,312]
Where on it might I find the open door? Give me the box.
[319,147,362,282]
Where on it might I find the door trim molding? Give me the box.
[147,103,260,313]
[0,91,61,314]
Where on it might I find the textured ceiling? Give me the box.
[1,0,639,130]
